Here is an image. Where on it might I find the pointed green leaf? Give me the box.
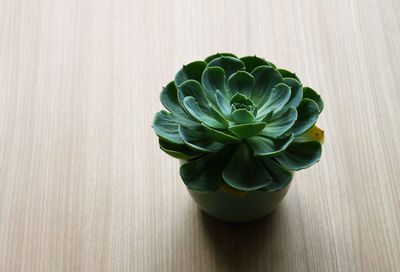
[240,56,276,73]
[228,71,255,97]
[178,125,225,152]
[247,134,294,156]
[277,69,300,81]
[175,61,207,87]
[290,98,319,136]
[180,147,234,193]
[177,79,210,109]
[206,56,245,79]
[303,87,324,113]
[183,97,227,129]
[232,109,255,124]
[228,122,266,138]
[209,106,230,127]
[260,107,298,138]
[160,81,198,127]
[215,90,231,117]
[152,111,183,144]
[257,83,291,118]
[250,66,283,107]
[204,53,238,63]
[159,138,203,160]
[275,141,322,170]
[201,66,228,102]
[223,144,273,191]
[201,123,241,144]
[260,158,293,191]
[283,78,303,109]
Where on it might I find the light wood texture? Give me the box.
[1,0,399,271]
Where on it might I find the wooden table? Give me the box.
[1,0,399,271]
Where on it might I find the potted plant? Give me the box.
[153,53,324,223]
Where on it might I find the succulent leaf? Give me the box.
[275,141,322,170]
[240,56,276,72]
[201,123,241,144]
[260,107,298,138]
[290,98,320,136]
[303,87,324,113]
[295,125,324,144]
[228,70,255,97]
[206,56,245,79]
[175,61,207,87]
[154,53,324,193]
[232,109,255,124]
[228,122,266,138]
[247,134,294,157]
[179,125,225,152]
[260,158,293,191]
[257,83,291,119]
[222,143,273,191]
[205,53,238,63]
[250,66,283,107]
[180,147,234,193]
[277,68,300,81]
[183,97,228,129]
[177,79,209,109]
[153,111,183,144]
[282,78,303,109]
[215,90,231,117]
[159,138,203,160]
[201,66,228,103]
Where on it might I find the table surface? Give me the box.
[1,0,399,271]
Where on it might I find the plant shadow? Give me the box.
[197,203,292,271]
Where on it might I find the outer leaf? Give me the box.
[260,107,297,138]
[206,56,245,79]
[178,125,224,152]
[215,90,231,117]
[205,53,238,63]
[180,147,234,193]
[152,111,183,144]
[295,125,324,145]
[257,83,291,118]
[228,122,266,138]
[260,158,293,191]
[277,69,300,81]
[240,56,276,73]
[228,71,255,97]
[160,81,198,127]
[183,97,228,129]
[158,138,203,160]
[201,66,228,103]
[232,109,255,124]
[290,98,320,136]
[274,141,322,170]
[175,61,207,87]
[201,123,241,144]
[303,87,324,113]
[250,66,283,107]
[177,80,209,109]
[223,143,273,191]
[246,134,294,157]
[283,78,303,109]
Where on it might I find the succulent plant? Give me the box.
[153,53,324,195]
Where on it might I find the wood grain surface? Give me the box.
[1,0,399,271]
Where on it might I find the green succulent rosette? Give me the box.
[153,53,324,194]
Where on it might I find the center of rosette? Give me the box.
[230,93,258,124]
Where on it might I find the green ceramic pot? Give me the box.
[187,182,291,223]
[180,161,292,222]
